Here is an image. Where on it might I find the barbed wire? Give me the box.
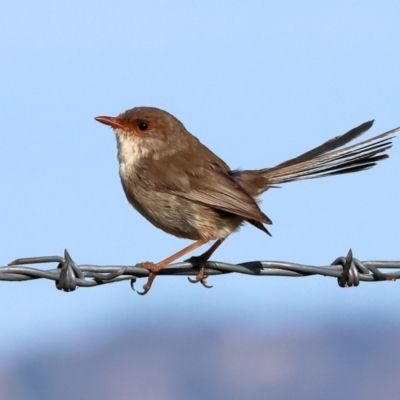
[0,249,398,293]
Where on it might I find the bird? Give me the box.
[94,107,397,295]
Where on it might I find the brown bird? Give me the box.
[95,107,397,295]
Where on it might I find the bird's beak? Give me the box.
[94,116,125,129]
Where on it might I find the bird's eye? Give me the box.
[138,122,148,131]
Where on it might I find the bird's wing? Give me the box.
[171,169,272,225]
[140,154,272,225]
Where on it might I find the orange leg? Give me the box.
[137,239,207,295]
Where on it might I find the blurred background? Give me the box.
[1,1,399,399]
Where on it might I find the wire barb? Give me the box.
[1,249,398,293]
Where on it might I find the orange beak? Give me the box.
[94,116,125,129]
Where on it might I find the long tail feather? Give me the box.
[260,122,398,185]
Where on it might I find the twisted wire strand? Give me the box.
[0,249,398,292]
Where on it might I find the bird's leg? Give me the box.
[187,239,225,288]
[137,239,207,295]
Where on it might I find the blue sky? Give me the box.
[1,1,399,360]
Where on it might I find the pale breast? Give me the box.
[116,130,149,179]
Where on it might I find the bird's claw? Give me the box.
[187,275,213,288]
[186,257,213,289]
[135,262,160,295]
[137,279,152,295]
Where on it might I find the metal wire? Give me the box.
[0,249,398,292]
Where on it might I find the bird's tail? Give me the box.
[242,121,397,192]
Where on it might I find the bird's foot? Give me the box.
[136,261,165,295]
[186,256,213,289]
